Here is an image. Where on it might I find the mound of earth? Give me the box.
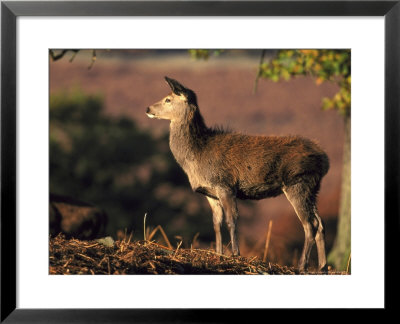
[49,235,345,275]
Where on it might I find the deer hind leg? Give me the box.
[283,182,326,272]
[313,206,328,271]
[216,189,240,256]
[206,196,224,254]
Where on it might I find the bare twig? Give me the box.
[88,49,97,69]
[148,226,159,241]
[158,226,173,249]
[127,231,133,245]
[253,49,266,94]
[147,225,173,249]
[49,49,68,61]
[148,241,173,251]
[97,256,106,267]
[83,243,99,248]
[191,232,200,249]
[249,256,258,263]
[49,49,79,62]
[143,213,148,241]
[77,253,95,263]
[63,258,73,268]
[263,220,273,262]
[174,241,183,257]
[49,49,97,68]
[69,50,79,63]
[346,252,351,274]
[225,240,232,251]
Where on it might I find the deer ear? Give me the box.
[165,76,186,96]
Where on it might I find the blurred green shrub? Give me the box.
[189,49,351,117]
[258,49,351,117]
[188,49,224,60]
[50,90,213,245]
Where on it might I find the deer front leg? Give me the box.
[216,189,240,256]
[206,196,223,254]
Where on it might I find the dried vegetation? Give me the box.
[49,235,346,275]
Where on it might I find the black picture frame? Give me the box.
[1,0,398,321]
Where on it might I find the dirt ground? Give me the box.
[50,50,346,266]
[49,235,347,275]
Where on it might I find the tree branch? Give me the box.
[253,49,266,94]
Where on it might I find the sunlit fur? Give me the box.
[146,77,329,272]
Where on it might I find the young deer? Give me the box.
[146,77,329,272]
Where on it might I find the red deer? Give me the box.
[146,77,329,272]
[50,193,108,240]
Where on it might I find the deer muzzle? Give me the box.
[146,107,156,119]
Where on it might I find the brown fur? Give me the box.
[50,193,108,240]
[146,77,329,271]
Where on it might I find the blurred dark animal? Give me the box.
[146,77,329,272]
[50,193,107,240]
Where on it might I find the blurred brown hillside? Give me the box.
[50,50,345,268]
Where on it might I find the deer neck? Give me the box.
[169,109,208,167]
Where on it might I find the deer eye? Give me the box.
[165,98,171,103]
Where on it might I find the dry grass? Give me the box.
[49,234,346,275]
